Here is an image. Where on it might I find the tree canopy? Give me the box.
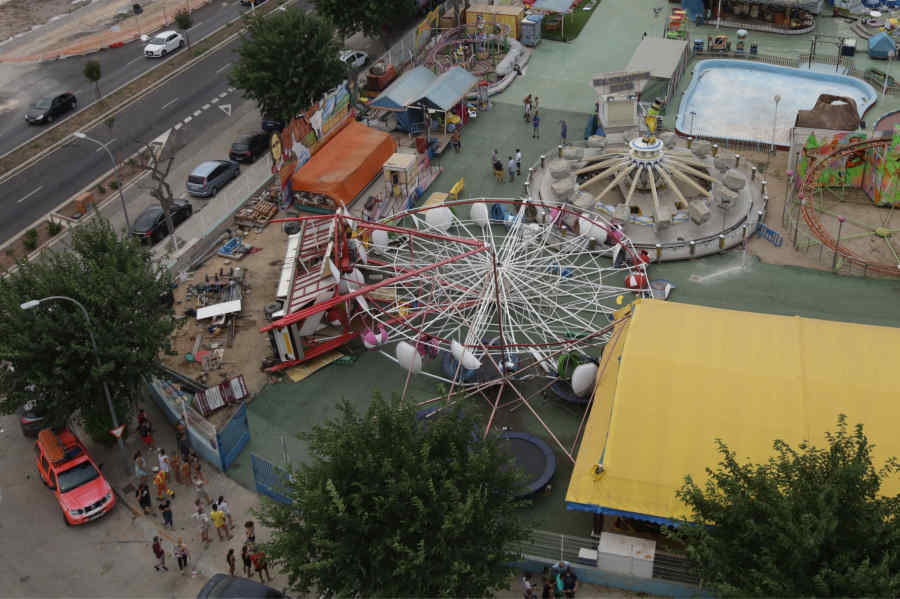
[671,415,900,597]
[229,8,346,121]
[0,218,177,443]
[313,0,418,49]
[256,394,529,598]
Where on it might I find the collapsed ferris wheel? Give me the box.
[359,198,652,403]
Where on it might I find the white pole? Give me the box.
[716,0,722,28]
[771,94,781,153]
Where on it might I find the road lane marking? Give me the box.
[17,186,42,204]
[193,110,202,116]
[211,97,219,103]
[219,104,232,116]
[174,123,183,130]
[161,97,179,110]
[219,92,228,98]
[96,139,116,151]
[125,56,143,66]
[216,62,231,74]
[202,103,210,110]
[227,87,235,92]
[184,116,192,123]
[188,21,204,30]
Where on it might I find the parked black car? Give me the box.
[17,397,48,437]
[229,132,269,162]
[261,114,285,133]
[196,574,284,598]
[132,201,193,245]
[25,92,77,124]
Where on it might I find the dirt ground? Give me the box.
[161,220,287,416]
[0,0,87,42]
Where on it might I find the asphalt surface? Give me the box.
[0,0,311,245]
[0,0,254,157]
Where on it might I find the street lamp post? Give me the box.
[20,296,130,476]
[689,110,697,137]
[833,216,846,271]
[716,0,722,28]
[771,94,781,154]
[73,132,131,233]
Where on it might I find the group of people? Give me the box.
[492,148,523,183]
[522,561,579,599]
[138,407,274,584]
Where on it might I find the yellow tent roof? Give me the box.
[566,299,900,524]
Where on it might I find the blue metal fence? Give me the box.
[217,402,250,471]
[250,453,292,504]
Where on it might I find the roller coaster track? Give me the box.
[798,137,900,276]
[421,23,511,72]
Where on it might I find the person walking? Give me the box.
[217,495,235,530]
[249,545,272,583]
[522,572,535,599]
[561,566,579,599]
[136,481,152,516]
[244,521,256,545]
[516,149,522,176]
[241,543,253,577]
[137,407,150,431]
[176,425,190,462]
[174,538,190,576]
[532,112,541,139]
[210,503,232,541]
[493,156,505,183]
[152,536,168,572]
[134,451,148,483]
[559,120,568,146]
[227,548,237,576]
[523,94,532,123]
[159,496,174,529]
[534,96,540,113]
[179,454,192,486]
[153,467,175,501]
[507,156,516,183]
[192,465,211,506]
[192,501,211,547]
[157,448,171,484]
[451,129,461,153]
[138,417,154,450]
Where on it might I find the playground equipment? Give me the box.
[795,134,900,275]
[667,9,687,40]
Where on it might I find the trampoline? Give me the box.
[499,431,557,498]
[548,379,590,405]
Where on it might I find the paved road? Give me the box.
[0,413,210,597]
[0,32,259,243]
[0,0,266,159]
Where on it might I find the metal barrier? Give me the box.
[216,402,250,471]
[250,453,292,504]
[756,223,784,247]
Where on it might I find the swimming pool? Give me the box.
[676,59,877,147]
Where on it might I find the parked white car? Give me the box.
[144,31,185,58]
[339,49,368,69]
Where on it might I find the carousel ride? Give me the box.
[261,199,653,463]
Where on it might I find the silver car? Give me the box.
[186,160,240,198]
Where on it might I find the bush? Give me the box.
[47,221,63,236]
[23,228,39,251]
[109,180,119,190]
[174,8,193,30]
[5,248,15,259]
[96,184,106,194]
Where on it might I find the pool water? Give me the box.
[676,59,877,146]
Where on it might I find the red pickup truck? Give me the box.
[34,428,116,525]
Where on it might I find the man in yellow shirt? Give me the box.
[210,503,232,541]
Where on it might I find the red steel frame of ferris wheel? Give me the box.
[260,245,490,333]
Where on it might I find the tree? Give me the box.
[670,415,900,597]
[174,8,192,49]
[229,8,346,121]
[314,0,418,50]
[256,394,529,598]
[0,218,177,444]
[135,131,185,254]
[83,59,102,100]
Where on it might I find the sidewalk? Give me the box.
[93,396,292,592]
[0,0,213,63]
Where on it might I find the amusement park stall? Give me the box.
[369,66,437,133]
[466,4,525,39]
[624,37,690,105]
[409,66,479,136]
[290,121,397,211]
